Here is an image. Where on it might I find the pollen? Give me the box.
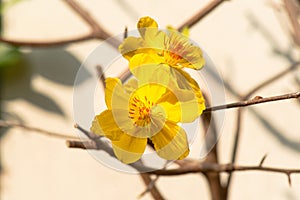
[129,96,154,127]
[163,34,188,67]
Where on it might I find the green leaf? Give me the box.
[0,44,22,70]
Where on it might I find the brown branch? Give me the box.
[177,0,228,31]
[204,91,300,112]
[66,140,97,149]
[0,0,120,48]
[148,162,300,186]
[244,62,300,99]
[139,174,165,200]
[0,34,93,47]
[201,93,226,200]
[67,91,300,150]
[96,65,106,87]
[64,0,109,38]
[283,0,300,46]
[62,0,120,47]
[0,120,78,140]
[225,62,300,195]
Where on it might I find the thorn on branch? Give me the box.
[259,154,268,167]
[124,26,128,39]
[287,173,292,187]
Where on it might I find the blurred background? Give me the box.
[1,0,300,199]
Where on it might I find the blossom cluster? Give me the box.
[91,17,206,164]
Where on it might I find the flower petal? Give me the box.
[129,54,168,85]
[91,110,122,140]
[91,110,147,164]
[112,134,147,164]
[124,78,138,94]
[181,46,205,70]
[172,69,206,114]
[150,121,189,160]
[105,77,130,110]
[119,36,144,60]
[137,16,158,38]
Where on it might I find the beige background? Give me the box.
[1,0,300,199]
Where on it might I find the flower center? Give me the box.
[129,96,154,127]
[162,35,187,67]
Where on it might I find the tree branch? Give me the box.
[0,34,93,47]
[139,174,165,200]
[204,91,300,112]
[63,0,109,39]
[0,120,78,140]
[148,161,300,187]
[201,93,226,200]
[67,91,300,150]
[178,0,228,31]
[0,0,120,48]
[225,62,300,195]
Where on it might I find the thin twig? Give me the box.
[67,91,300,150]
[225,62,300,194]
[178,0,228,31]
[204,91,300,112]
[244,62,300,99]
[0,120,78,140]
[259,154,268,167]
[148,162,300,186]
[139,174,164,200]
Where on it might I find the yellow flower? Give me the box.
[91,64,204,164]
[119,16,206,114]
[119,16,205,70]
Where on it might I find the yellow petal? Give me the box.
[182,46,205,70]
[91,110,122,140]
[137,16,158,37]
[159,100,199,123]
[150,121,189,160]
[112,133,147,164]
[124,78,138,94]
[105,77,130,110]
[133,83,167,106]
[129,54,166,85]
[129,53,162,72]
[173,69,206,114]
[119,36,144,60]
[138,16,158,29]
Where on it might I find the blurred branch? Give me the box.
[0,34,93,47]
[178,0,228,31]
[0,119,78,140]
[201,94,226,200]
[139,174,164,200]
[0,0,120,48]
[283,0,300,46]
